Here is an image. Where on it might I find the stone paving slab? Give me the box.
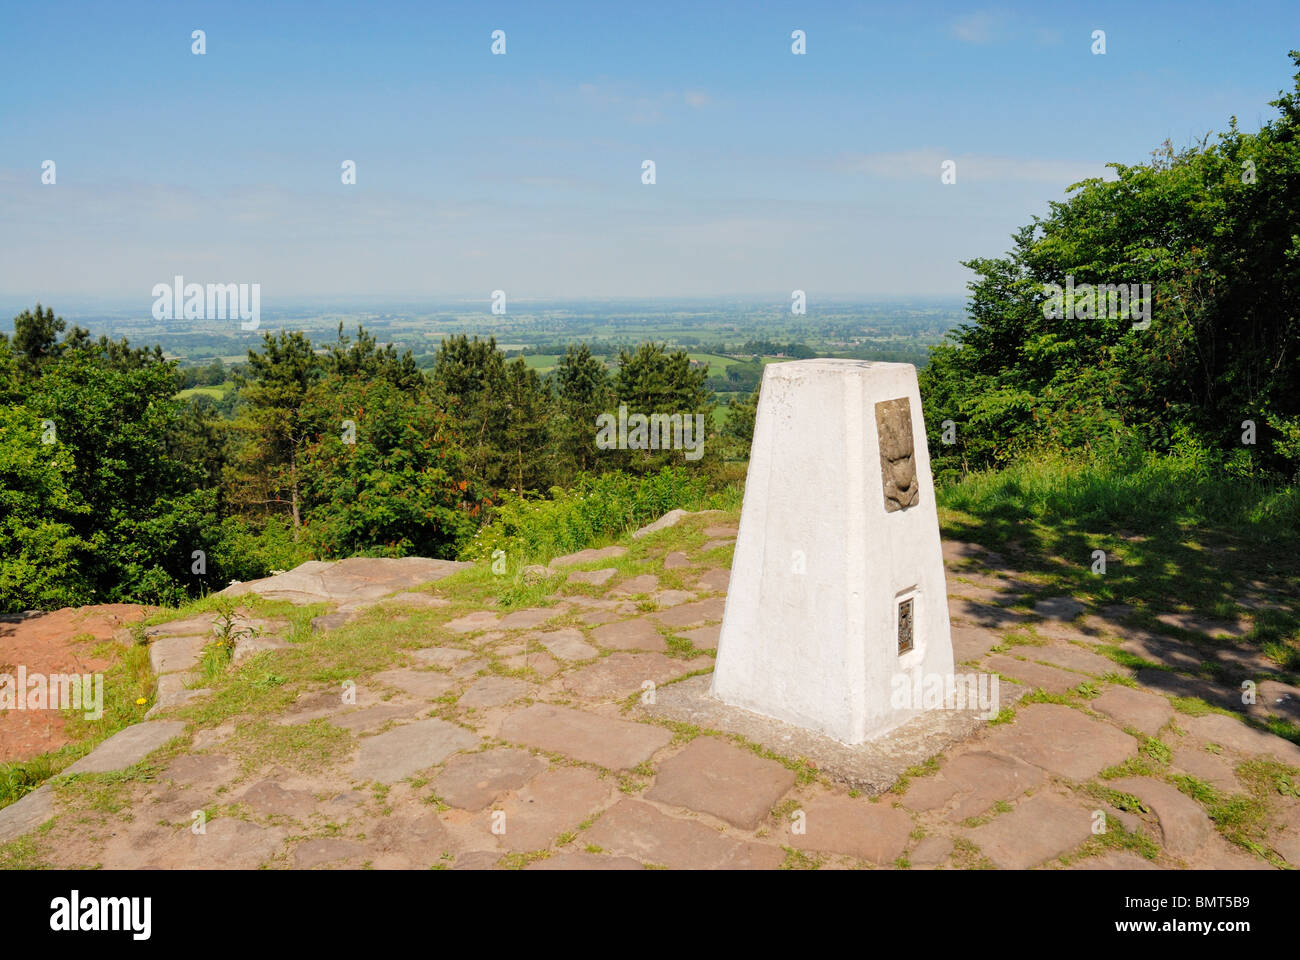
[223,556,468,605]
[1031,643,1124,677]
[500,704,671,770]
[639,674,1027,793]
[951,622,999,662]
[675,624,720,651]
[651,597,726,629]
[498,607,562,630]
[1169,744,1243,795]
[63,720,188,775]
[1110,777,1213,857]
[350,719,479,783]
[1180,712,1300,765]
[536,628,598,661]
[985,654,1085,695]
[561,652,700,699]
[568,568,616,586]
[646,736,795,829]
[612,575,659,596]
[434,749,545,810]
[370,669,456,700]
[477,766,612,853]
[585,799,783,869]
[149,633,207,675]
[1090,685,1174,736]
[550,546,628,569]
[411,647,474,667]
[527,851,644,870]
[782,794,913,864]
[901,750,1043,820]
[0,784,55,845]
[591,617,665,652]
[963,792,1094,868]
[445,611,502,634]
[979,703,1136,780]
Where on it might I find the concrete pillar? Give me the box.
[710,359,954,744]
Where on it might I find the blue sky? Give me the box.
[1,0,1295,304]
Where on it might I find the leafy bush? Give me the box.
[460,466,735,564]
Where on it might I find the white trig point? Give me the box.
[710,359,954,744]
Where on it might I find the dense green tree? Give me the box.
[227,331,322,535]
[922,52,1300,480]
[552,344,613,482]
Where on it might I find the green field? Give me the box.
[177,380,236,401]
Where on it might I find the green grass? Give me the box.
[176,380,235,401]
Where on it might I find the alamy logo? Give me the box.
[595,404,706,461]
[1041,275,1152,330]
[151,275,260,330]
[50,890,151,940]
[890,670,1000,718]
[0,667,103,720]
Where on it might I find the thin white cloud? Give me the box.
[949,11,1002,45]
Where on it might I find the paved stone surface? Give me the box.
[986,655,1085,695]
[1033,596,1085,620]
[901,750,1043,820]
[591,617,666,652]
[63,721,188,775]
[536,628,598,660]
[434,748,545,810]
[561,652,696,699]
[149,633,207,675]
[694,569,731,592]
[1111,777,1213,856]
[1069,851,1161,870]
[0,785,55,844]
[350,719,479,783]
[549,545,627,569]
[497,607,559,630]
[663,551,690,570]
[951,622,999,661]
[568,568,617,586]
[500,705,670,770]
[981,704,1136,780]
[479,766,612,852]
[1122,635,1205,672]
[632,509,690,539]
[223,556,468,605]
[1248,680,1300,726]
[676,624,720,651]
[783,794,913,865]
[444,611,502,634]
[1170,744,1243,795]
[646,737,795,829]
[371,669,455,699]
[458,676,530,709]
[586,799,783,868]
[1091,685,1174,736]
[651,597,726,628]
[527,851,644,870]
[292,837,367,868]
[1032,644,1121,677]
[909,834,953,867]
[612,574,659,595]
[1156,612,1249,638]
[411,647,474,667]
[1181,712,1300,764]
[652,589,694,608]
[964,792,1093,868]
[240,780,319,818]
